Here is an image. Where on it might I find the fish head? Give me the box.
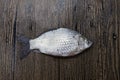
[76,35,93,51]
[84,39,93,48]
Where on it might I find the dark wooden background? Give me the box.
[0,0,119,80]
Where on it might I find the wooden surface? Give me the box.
[0,0,119,80]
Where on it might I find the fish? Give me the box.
[17,28,93,59]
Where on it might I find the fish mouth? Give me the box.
[87,40,93,48]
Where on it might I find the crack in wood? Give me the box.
[12,3,18,80]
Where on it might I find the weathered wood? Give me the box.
[0,0,17,80]
[0,0,119,80]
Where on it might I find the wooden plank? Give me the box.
[0,0,17,80]
[59,0,99,79]
[34,0,60,80]
[0,0,119,80]
[12,0,120,80]
[58,0,120,80]
[14,0,36,80]
[14,0,59,80]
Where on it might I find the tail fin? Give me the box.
[17,34,31,59]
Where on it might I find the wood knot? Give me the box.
[90,21,95,28]
[112,33,117,40]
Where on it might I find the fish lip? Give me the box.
[88,40,93,48]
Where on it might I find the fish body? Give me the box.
[18,28,93,59]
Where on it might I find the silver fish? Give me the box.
[17,28,93,59]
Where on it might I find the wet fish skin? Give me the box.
[29,28,93,57]
[17,28,92,59]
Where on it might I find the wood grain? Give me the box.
[0,0,119,80]
[0,0,17,80]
